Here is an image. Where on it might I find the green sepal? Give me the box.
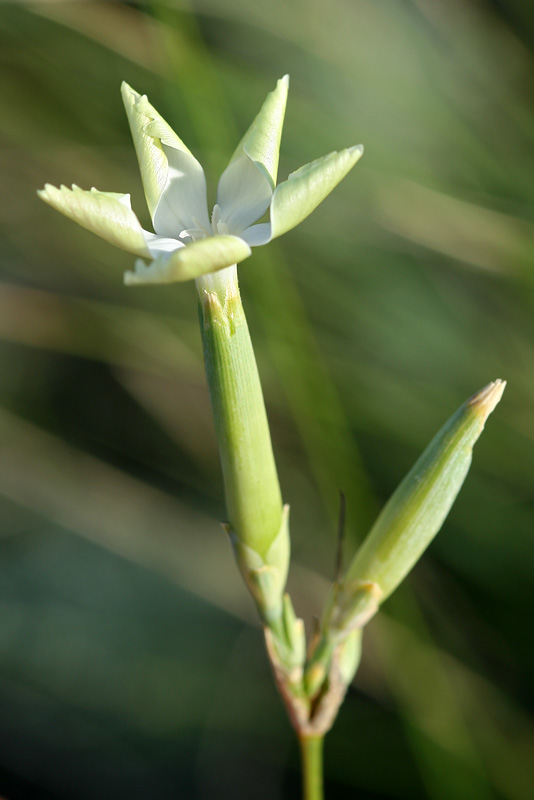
[38,184,150,257]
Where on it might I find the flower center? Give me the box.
[211,204,229,236]
[178,204,229,243]
[179,216,209,243]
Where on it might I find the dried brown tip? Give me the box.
[468,379,506,420]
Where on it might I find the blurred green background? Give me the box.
[0,1,533,798]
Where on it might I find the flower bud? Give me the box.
[329,380,505,635]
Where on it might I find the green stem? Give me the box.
[299,735,324,800]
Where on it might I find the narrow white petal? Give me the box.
[240,223,272,247]
[143,233,186,257]
[216,155,272,235]
[152,138,211,238]
[124,256,176,286]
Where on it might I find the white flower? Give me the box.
[39,76,363,285]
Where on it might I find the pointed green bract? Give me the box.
[270,145,364,240]
[124,235,251,285]
[121,82,209,234]
[343,380,506,606]
[37,184,150,257]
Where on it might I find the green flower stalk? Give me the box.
[38,76,363,631]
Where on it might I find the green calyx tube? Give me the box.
[197,265,289,625]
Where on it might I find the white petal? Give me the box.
[121,83,210,236]
[124,257,173,286]
[152,138,211,238]
[38,184,151,257]
[143,233,186,257]
[216,155,272,235]
[240,223,272,247]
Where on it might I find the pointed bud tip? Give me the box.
[120,80,135,96]
[468,379,506,420]
[38,184,59,202]
[121,81,143,108]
